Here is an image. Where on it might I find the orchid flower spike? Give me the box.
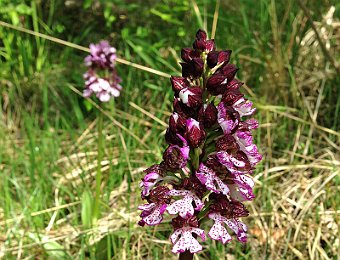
[83,40,122,102]
[139,29,262,256]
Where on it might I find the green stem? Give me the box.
[93,108,104,224]
[192,148,201,170]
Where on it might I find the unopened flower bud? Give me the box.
[198,103,218,128]
[206,63,238,95]
[165,113,187,145]
[193,29,207,51]
[179,87,203,108]
[181,48,200,62]
[226,79,243,90]
[206,73,229,96]
[205,39,216,52]
[170,76,191,95]
[185,118,206,148]
[220,64,239,79]
[181,58,204,78]
[221,89,244,105]
[207,50,231,68]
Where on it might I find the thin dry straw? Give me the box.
[296,1,340,75]
[258,104,340,137]
[0,21,171,78]
[67,84,148,148]
[129,102,168,127]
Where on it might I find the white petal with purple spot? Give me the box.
[171,227,205,254]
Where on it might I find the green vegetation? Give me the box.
[1,0,339,259]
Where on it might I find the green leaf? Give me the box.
[81,190,93,228]
[83,0,92,9]
[16,3,32,15]
[84,99,93,112]
[9,10,20,25]
[27,233,71,259]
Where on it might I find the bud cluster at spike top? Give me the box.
[83,40,122,102]
[138,29,262,255]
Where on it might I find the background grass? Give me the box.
[1,0,339,259]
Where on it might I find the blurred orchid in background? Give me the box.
[83,40,122,102]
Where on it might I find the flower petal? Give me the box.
[196,164,229,195]
[208,221,232,244]
[138,203,166,226]
[167,190,203,218]
[171,227,205,254]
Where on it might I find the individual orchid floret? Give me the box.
[209,193,250,218]
[181,48,200,62]
[165,112,187,145]
[208,213,247,243]
[170,76,191,95]
[138,186,171,226]
[215,135,240,153]
[192,29,215,52]
[196,163,230,195]
[208,194,249,243]
[206,64,238,96]
[217,102,240,135]
[233,98,256,117]
[239,118,259,131]
[181,175,208,198]
[228,174,255,201]
[170,216,206,254]
[215,151,255,200]
[222,89,244,107]
[233,128,262,166]
[216,151,248,173]
[167,189,204,218]
[225,79,244,91]
[140,163,166,198]
[173,97,197,119]
[181,58,204,79]
[163,135,190,171]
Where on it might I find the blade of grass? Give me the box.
[211,0,220,39]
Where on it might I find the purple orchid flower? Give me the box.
[83,41,122,102]
[170,216,206,254]
[167,189,204,218]
[138,186,170,226]
[139,29,262,256]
